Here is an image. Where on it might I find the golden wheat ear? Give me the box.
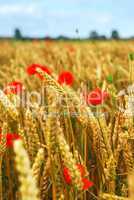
[13,140,39,200]
[32,148,44,185]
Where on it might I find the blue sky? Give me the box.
[0,0,133,38]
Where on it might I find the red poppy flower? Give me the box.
[66,45,75,53]
[63,164,93,191]
[86,88,109,106]
[63,164,85,185]
[4,81,23,95]
[63,167,72,184]
[0,133,21,148]
[76,164,86,177]
[82,178,93,190]
[58,71,74,86]
[27,64,51,80]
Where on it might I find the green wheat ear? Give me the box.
[128,53,134,61]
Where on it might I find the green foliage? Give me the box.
[128,52,134,61]
[111,30,120,40]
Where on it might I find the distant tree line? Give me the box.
[0,28,123,41]
[89,30,120,40]
[13,28,121,40]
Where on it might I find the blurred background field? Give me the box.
[0,39,134,86]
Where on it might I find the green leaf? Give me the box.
[106,75,113,83]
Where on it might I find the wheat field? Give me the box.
[0,40,134,200]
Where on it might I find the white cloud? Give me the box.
[0,3,40,16]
